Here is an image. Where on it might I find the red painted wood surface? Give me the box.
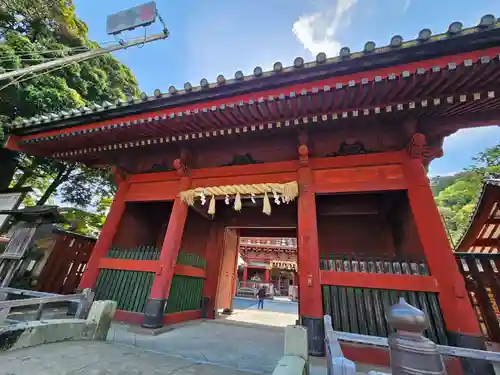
[98,258,160,273]
[191,161,299,179]
[37,232,95,294]
[310,152,405,170]
[175,264,206,278]
[97,258,206,278]
[403,158,481,335]
[128,171,179,184]
[149,195,189,300]
[16,47,500,144]
[313,164,407,193]
[112,201,173,249]
[79,181,130,289]
[297,163,323,318]
[192,172,297,189]
[319,270,440,293]
[318,214,395,257]
[125,180,179,202]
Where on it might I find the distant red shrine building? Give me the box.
[238,237,297,295]
[4,16,500,363]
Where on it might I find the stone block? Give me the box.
[284,325,308,361]
[0,319,95,352]
[86,300,117,340]
[272,356,307,375]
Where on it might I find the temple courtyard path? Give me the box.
[0,299,389,374]
[0,340,253,375]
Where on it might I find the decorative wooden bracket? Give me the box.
[407,133,444,163]
[173,158,188,177]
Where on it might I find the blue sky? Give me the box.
[73,0,500,176]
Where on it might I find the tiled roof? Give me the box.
[7,15,500,133]
[455,174,500,252]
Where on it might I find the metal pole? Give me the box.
[0,31,168,82]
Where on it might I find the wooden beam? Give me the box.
[472,238,500,247]
[319,270,440,293]
[98,258,160,273]
[174,264,207,278]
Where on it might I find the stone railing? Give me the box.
[0,299,117,352]
[0,287,94,325]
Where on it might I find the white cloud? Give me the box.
[292,0,358,58]
[403,0,411,13]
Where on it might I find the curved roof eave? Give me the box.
[7,20,500,137]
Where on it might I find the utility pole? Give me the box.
[0,1,168,84]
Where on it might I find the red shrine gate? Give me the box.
[5,17,500,368]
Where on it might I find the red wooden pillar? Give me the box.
[403,158,484,348]
[297,143,324,356]
[264,268,270,282]
[143,167,190,328]
[142,195,188,328]
[79,180,130,289]
[242,265,248,283]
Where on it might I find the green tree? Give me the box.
[434,144,500,245]
[0,0,139,235]
[0,0,139,192]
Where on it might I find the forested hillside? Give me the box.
[431,144,499,246]
[0,0,141,236]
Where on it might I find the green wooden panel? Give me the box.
[166,275,204,314]
[97,247,206,314]
[95,267,154,313]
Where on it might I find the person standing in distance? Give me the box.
[257,286,266,309]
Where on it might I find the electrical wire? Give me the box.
[0,36,139,62]
[0,51,101,92]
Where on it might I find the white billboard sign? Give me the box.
[0,192,22,229]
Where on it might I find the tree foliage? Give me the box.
[0,0,139,130]
[0,0,140,234]
[433,144,500,245]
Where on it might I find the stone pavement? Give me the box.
[1,299,389,374]
[107,319,288,374]
[0,340,253,375]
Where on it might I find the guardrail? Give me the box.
[332,330,500,363]
[0,287,94,325]
[324,315,356,374]
[325,297,499,375]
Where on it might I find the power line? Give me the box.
[0,31,168,90]
[0,36,140,62]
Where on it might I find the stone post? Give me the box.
[386,297,446,375]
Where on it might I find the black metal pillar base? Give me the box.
[142,298,166,329]
[201,296,215,319]
[302,316,325,357]
[447,331,495,375]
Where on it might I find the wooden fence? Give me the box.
[320,253,448,345]
[94,247,206,315]
[456,252,500,343]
